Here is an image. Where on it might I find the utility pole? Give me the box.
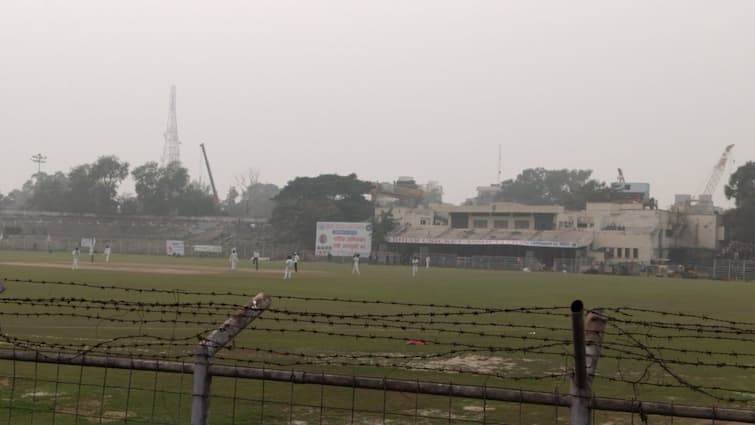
[31,153,47,174]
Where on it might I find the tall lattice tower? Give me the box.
[161,85,181,165]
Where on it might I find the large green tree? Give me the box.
[90,155,130,213]
[132,162,187,215]
[225,182,280,219]
[176,182,218,216]
[723,161,755,244]
[223,186,240,212]
[480,168,620,210]
[243,183,280,219]
[1,188,30,210]
[132,161,217,216]
[12,156,129,214]
[725,161,755,208]
[271,174,373,243]
[26,172,70,211]
[65,156,130,214]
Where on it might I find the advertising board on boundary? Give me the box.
[166,240,185,256]
[315,222,372,257]
[193,245,223,254]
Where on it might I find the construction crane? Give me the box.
[700,144,735,197]
[199,143,220,203]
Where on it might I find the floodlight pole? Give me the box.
[31,153,47,174]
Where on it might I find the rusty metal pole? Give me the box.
[191,293,271,425]
[570,300,608,425]
[570,300,590,424]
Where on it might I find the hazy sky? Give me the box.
[1,1,753,207]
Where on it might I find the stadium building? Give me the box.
[382,201,724,269]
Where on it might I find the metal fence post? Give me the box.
[569,300,608,425]
[191,293,271,425]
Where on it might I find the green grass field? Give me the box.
[1,250,753,424]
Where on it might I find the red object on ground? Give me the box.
[406,339,427,345]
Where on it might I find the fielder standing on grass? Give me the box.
[72,246,80,270]
[425,255,430,269]
[283,255,294,279]
[89,237,96,263]
[293,252,300,272]
[251,251,260,270]
[104,243,111,263]
[229,248,239,270]
[352,253,361,275]
[412,256,419,277]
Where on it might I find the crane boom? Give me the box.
[701,144,735,197]
[199,143,220,203]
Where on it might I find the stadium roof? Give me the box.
[436,203,565,214]
[386,226,593,249]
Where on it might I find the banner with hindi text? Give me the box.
[315,222,372,257]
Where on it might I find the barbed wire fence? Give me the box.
[0,277,754,424]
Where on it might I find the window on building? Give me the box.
[493,220,509,229]
[617,248,623,258]
[451,213,469,229]
[473,219,488,229]
[633,248,639,259]
[625,248,631,258]
[419,219,428,225]
[514,220,530,229]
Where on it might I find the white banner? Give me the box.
[193,244,223,254]
[315,222,372,257]
[166,240,185,256]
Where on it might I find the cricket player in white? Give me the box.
[412,256,419,277]
[229,248,239,270]
[352,253,360,275]
[251,251,260,270]
[425,256,430,269]
[283,255,294,279]
[104,244,112,263]
[72,247,80,270]
[293,252,300,272]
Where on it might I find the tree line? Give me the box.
[0,156,280,218]
[723,161,755,248]
[2,159,753,249]
[466,168,651,210]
